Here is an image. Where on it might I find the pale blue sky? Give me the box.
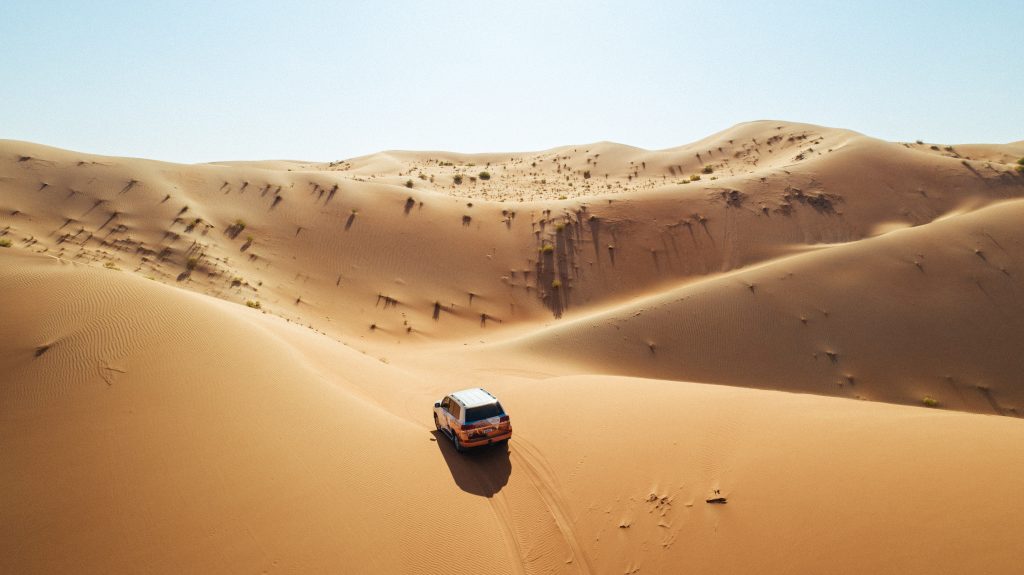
[2,1,1020,163]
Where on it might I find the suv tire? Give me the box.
[452,433,464,453]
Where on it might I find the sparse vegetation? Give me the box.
[405,179,414,188]
[689,174,701,182]
[478,171,491,181]
[186,257,199,270]
[453,174,463,185]
[245,300,262,309]
[103,261,120,270]
[922,396,939,408]
[0,238,11,248]
[701,165,713,174]
[1017,158,1024,173]
[551,279,561,289]
[540,244,554,253]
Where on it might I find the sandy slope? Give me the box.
[2,121,1024,573]
[500,198,1024,413]
[2,252,1023,574]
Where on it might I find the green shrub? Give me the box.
[922,396,939,407]
[540,244,554,254]
[689,174,701,182]
[478,171,491,181]
[701,165,713,174]
[0,238,11,248]
[245,300,262,309]
[453,174,463,185]
[551,279,561,289]
[405,179,414,188]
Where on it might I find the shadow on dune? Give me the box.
[431,430,511,497]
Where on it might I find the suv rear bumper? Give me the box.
[461,431,512,449]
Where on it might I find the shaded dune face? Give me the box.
[2,122,1024,574]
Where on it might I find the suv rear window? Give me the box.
[465,402,504,423]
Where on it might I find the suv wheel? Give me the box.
[433,413,441,431]
[452,433,464,453]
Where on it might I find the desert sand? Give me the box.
[2,121,1023,574]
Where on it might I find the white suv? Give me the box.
[433,388,512,452]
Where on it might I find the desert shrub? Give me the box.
[453,174,463,185]
[558,195,567,200]
[551,279,561,289]
[583,170,591,179]
[234,219,246,230]
[1017,158,1024,173]
[540,244,554,254]
[922,396,939,407]
[103,261,120,270]
[405,179,414,188]
[245,300,261,309]
[701,165,713,174]
[689,174,701,182]
[478,171,491,180]
[0,238,11,248]
[915,140,924,145]
[186,257,199,270]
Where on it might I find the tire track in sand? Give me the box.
[484,488,528,575]
[508,437,594,575]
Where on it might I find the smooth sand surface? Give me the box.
[2,121,1023,573]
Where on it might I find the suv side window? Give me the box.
[441,396,451,411]
[450,401,462,422]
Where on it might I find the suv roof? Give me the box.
[450,388,499,409]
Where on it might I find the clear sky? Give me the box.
[2,0,1020,163]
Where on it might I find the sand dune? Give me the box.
[500,198,1024,413]
[2,121,1023,573]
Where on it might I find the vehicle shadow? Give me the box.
[431,430,511,497]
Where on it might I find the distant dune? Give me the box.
[2,121,1023,573]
